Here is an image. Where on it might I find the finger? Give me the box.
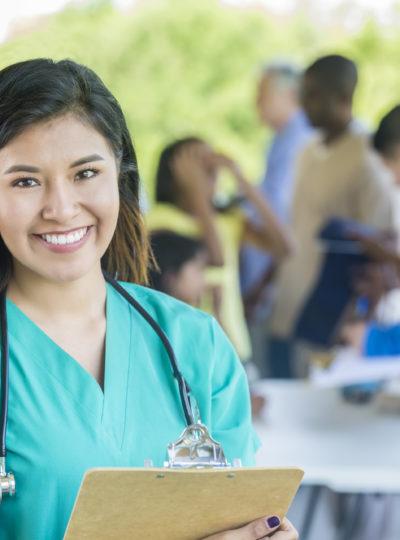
[239,515,281,539]
[202,515,281,540]
[269,518,299,540]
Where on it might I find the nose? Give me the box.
[41,179,80,223]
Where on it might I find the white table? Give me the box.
[253,380,400,494]
[252,380,400,539]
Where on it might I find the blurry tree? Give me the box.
[0,0,399,196]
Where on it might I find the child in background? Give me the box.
[149,232,207,307]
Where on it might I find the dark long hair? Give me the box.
[0,58,150,290]
[155,136,203,205]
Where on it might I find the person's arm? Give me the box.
[241,181,293,260]
[172,144,224,267]
[354,234,400,275]
[216,155,292,260]
[190,189,224,267]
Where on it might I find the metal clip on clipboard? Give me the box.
[145,392,241,469]
[165,390,241,468]
[144,423,241,469]
[165,423,241,468]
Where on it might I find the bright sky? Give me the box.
[0,0,78,41]
[1,0,398,42]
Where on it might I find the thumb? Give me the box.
[203,515,281,539]
[233,515,281,538]
[269,518,299,540]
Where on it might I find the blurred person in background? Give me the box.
[149,231,207,307]
[342,104,400,355]
[146,138,291,413]
[240,61,313,376]
[374,104,400,187]
[269,54,398,378]
[373,104,400,235]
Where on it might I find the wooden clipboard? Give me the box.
[64,467,304,539]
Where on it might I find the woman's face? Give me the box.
[0,113,120,284]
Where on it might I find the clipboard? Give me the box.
[64,466,304,539]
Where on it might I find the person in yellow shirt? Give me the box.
[146,137,291,365]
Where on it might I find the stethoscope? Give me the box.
[0,274,198,503]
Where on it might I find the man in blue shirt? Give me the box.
[241,63,312,302]
[240,62,312,376]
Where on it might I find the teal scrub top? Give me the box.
[0,282,259,540]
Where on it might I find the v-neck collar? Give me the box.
[6,282,133,448]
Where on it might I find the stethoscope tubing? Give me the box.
[0,290,9,458]
[104,275,195,425]
[0,276,195,461]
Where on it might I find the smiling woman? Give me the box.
[0,59,298,540]
[0,60,149,293]
[0,115,121,283]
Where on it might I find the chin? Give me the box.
[39,262,99,284]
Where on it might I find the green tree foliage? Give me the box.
[1,0,399,195]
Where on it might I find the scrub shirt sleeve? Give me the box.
[209,317,261,466]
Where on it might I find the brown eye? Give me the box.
[13,178,39,188]
[76,168,99,181]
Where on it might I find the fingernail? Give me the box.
[266,516,280,528]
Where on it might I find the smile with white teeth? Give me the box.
[40,227,88,246]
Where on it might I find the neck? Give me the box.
[274,106,300,132]
[323,119,352,145]
[7,264,106,321]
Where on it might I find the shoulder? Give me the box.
[115,282,241,380]
[348,129,371,156]
[145,203,199,237]
[355,140,393,188]
[117,281,216,336]
[296,132,322,164]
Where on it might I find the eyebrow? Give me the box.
[4,164,40,174]
[4,153,105,175]
[70,154,105,168]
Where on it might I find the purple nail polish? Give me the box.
[266,516,280,528]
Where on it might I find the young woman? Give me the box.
[0,59,298,539]
[147,138,292,362]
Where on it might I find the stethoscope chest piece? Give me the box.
[0,457,15,502]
